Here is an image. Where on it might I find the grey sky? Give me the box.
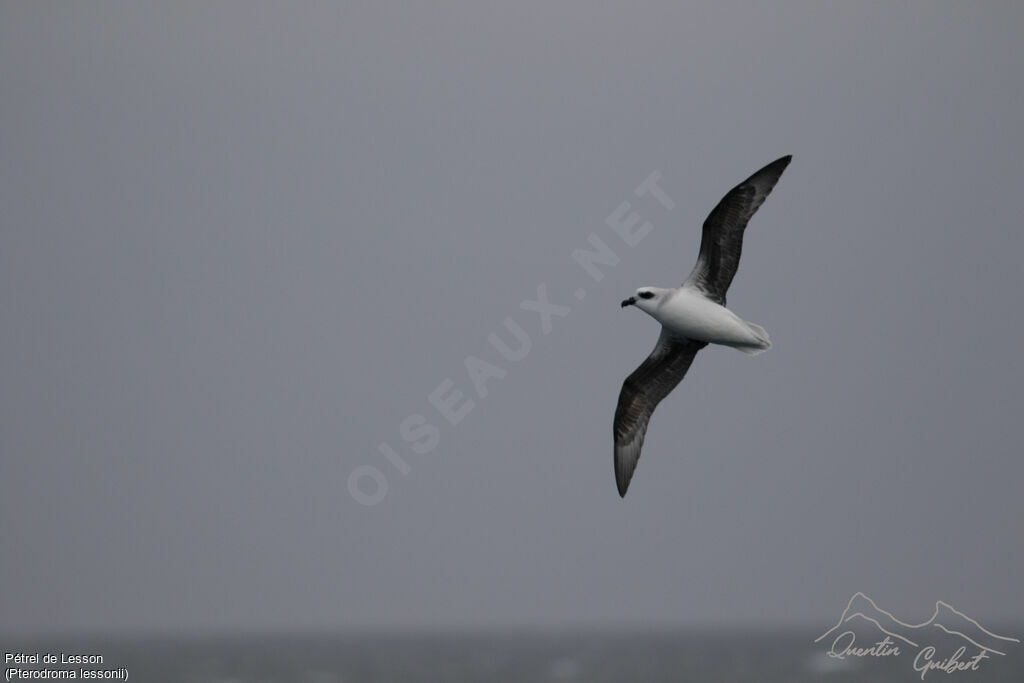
[1,1,1022,635]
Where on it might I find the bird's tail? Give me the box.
[730,321,771,356]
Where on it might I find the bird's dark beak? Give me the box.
[621,297,636,308]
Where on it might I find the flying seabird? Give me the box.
[614,155,792,497]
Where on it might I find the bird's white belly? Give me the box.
[653,289,759,345]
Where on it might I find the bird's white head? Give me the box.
[621,287,669,313]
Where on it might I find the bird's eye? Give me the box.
[638,291,655,299]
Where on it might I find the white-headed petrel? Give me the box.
[614,156,792,497]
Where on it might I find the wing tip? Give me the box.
[739,154,792,195]
[614,456,632,497]
[765,154,793,175]
[614,441,637,497]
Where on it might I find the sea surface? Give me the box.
[3,629,1023,683]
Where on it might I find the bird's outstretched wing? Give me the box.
[684,155,792,305]
[614,329,706,497]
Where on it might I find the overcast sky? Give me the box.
[1,1,1022,635]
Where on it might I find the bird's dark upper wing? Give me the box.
[684,155,792,305]
[613,329,706,497]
